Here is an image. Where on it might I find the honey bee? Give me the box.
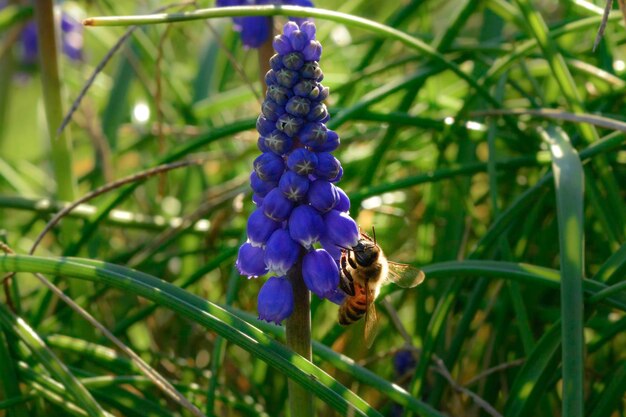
[338,230,425,347]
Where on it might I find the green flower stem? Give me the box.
[83,5,500,108]
[35,0,77,201]
[285,259,314,417]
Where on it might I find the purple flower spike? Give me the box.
[262,130,294,155]
[258,276,294,325]
[265,229,301,275]
[323,210,359,248]
[279,170,310,201]
[263,188,294,221]
[247,209,281,246]
[308,180,339,213]
[288,205,325,248]
[287,148,318,175]
[302,249,339,298]
[236,243,268,277]
[254,152,284,182]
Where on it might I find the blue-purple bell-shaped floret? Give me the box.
[308,180,339,213]
[236,243,268,278]
[247,208,281,246]
[253,152,284,182]
[279,170,310,202]
[288,205,325,249]
[335,187,351,212]
[257,276,294,324]
[302,249,339,298]
[323,210,359,248]
[264,228,301,276]
[262,188,294,222]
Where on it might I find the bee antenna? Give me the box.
[372,226,377,244]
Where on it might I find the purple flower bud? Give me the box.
[317,129,340,152]
[285,96,311,117]
[302,249,339,298]
[300,21,317,40]
[265,229,301,275]
[258,276,294,324]
[331,166,343,183]
[257,137,271,153]
[250,171,277,196]
[263,188,294,221]
[335,186,351,212]
[316,85,330,102]
[273,34,293,54]
[293,79,320,99]
[289,30,308,51]
[288,205,325,248]
[300,122,327,148]
[269,54,284,71]
[262,130,294,155]
[320,235,343,260]
[261,99,285,121]
[323,210,359,248]
[302,40,322,61]
[394,350,417,376]
[253,152,285,182]
[265,69,278,86]
[282,21,300,38]
[315,152,342,180]
[247,208,281,246]
[257,115,276,135]
[282,52,304,70]
[327,288,347,305]
[236,243,268,277]
[279,170,310,202]
[252,193,264,206]
[306,103,328,122]
[276,114,304,137]
[275,68,299,88]
[300,61,323,80]
[287,148,318,175]
[308,180,339,213]
[267,85,291,105]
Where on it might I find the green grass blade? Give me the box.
[0,330,30,417]
[0,304,107,417]
[587,361,626,417]
[541,126,585,417]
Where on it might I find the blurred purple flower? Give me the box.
[216,0,314,48]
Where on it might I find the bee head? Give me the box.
[353,239,380,267]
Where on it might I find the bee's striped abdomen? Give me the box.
[338,285,367,325]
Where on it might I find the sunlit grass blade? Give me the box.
[540,126,585,417]
[0,304,108,417]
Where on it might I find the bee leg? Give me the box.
[339,271,355,296]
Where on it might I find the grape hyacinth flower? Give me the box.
[215,0,314,48]
[236,21,359,324]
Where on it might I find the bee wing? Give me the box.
[387,261,426,288]
[364,298,379,349]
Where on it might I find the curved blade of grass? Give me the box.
[0,255,383,417]
[0,304,107,417]
[594,241,626,284]
[540,126,585,417]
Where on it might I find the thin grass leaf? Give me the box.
[540,126,585,417]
